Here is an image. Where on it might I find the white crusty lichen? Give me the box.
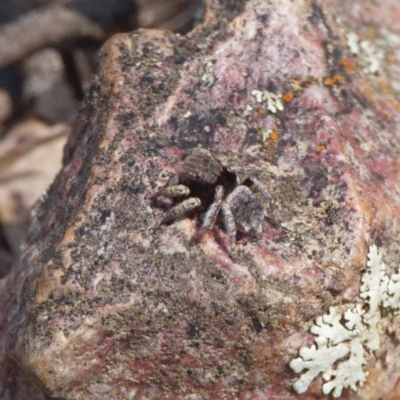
[290,245,400,397]
[251,90,284,113]
[345,32,384,74]
[200,60,215,83]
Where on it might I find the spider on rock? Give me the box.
[156,147,271,247]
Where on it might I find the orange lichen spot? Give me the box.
[316,144,325,153]
[386,54,395,63]
[283,92,294,103]
[341,58,356,74]
[378,80,393,95]
[275,117,281,125]
[333,75,344,83]
[383,110,391,119]
[324,78,335,86]
[389,99,400,112]
[324,75,345,86]
[257,108,266,115]
[270,132,279,141]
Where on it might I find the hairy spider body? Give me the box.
[177,148,223,185]
[226,185,265,233]
[156,148,269,247]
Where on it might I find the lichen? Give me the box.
[251,89,283,113]
[345,31,384,74]
[290,245,400,397]
[200,60,215,83]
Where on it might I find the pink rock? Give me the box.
[2,0,400,399]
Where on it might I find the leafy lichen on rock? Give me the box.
[290,245,400,397]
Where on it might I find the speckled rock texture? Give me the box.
[2,0,400,399]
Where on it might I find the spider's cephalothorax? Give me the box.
[156,148,268,247]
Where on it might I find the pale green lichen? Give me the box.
[290,245,400,397]
[345,31,384,74]
[250,89,283,113]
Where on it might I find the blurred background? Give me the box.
[0,0,205,277]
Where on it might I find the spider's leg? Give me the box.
[156,184,190,198]
[221,201,236,247]
[227,165,261,183]
[161,197,201,224]
[202,185,224,230]
[249,178,279,227]
[250,178,273,204]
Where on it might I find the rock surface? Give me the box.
[2,0,400,399]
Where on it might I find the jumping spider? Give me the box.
[156,148,270,247]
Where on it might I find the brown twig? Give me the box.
[0,4,105,67]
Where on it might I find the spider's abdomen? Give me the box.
[227,186,265,233]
